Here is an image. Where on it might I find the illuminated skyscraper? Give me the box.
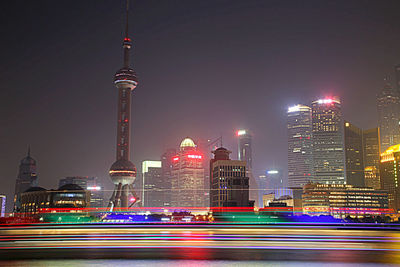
[311,98,346,184]
[377,82,400,151]
[14,148,38,212]
[380,144,400,212]
[237,130,252,169]
[141,160,163,207]
[287,104,313,187]
[170,138,205,207]
[210,147,249,207]
[363,127,381,189]
[108,1,139,209]
[344,121,364,187]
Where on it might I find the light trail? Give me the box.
[0,224,399,254]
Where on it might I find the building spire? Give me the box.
[125,0,129,39]
[123,0,132,68]
[27,145,31,157]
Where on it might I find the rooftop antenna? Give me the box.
[123,0,132,68]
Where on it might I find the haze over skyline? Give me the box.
[1,0,400,209]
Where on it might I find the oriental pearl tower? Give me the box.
[108,0,139,210]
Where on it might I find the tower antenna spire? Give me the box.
[122,0,132,68]
[27,145,31,157]
[125,0,129,39]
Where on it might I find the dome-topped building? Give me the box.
[170,137,205,208]
[180,137,196,151]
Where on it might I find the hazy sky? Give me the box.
[1,0,400,210]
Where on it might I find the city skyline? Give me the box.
[2,1,400,264]
[1,0,400,210]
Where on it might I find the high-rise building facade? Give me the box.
[377,82,400,151]
[344,121,364,187]
[161,148,176,207]
[311,98,346,184]
[237,129,257,205]
[14,148,38,212]
[380,144,400,212]
[365,166,380,190]
[170,138,205,207]
[363,127,381,189]
[210,147,249,207]
[59,176,104,207]
[141,160,163,207]
[287,104,313,187]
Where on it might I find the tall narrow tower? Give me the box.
[108,0,139,210]
[14,147,38,212]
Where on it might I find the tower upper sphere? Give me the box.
[114,67,138,90]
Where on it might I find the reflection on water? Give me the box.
[0,260,398,267]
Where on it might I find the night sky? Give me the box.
[1,0,400,210]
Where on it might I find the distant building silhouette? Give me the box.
[377,81,400,151]
[237,130,257,206]
[14,147,38,213]
[344,121,364,187]
[363,127,381,189]
[161,148,176,207]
